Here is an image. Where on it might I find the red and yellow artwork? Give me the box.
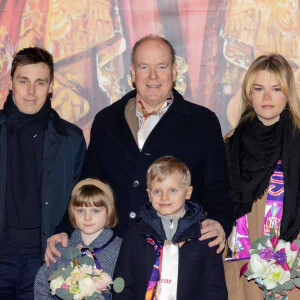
[1,0,300,141]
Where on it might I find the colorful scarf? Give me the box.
[144,235,187,300]
[136,95,173,150]
[225,161,284,261]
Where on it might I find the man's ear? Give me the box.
[130,64,136,83]
[8,78,12,90]
[186,186,193,200]
[172,63,177,83]
[48,81,53,94]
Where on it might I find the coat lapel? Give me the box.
[104,88,188,161]
[106,100,140,161]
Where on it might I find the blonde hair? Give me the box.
[68,178,118,229]
[239,54,300,129]
[146,156,191,188]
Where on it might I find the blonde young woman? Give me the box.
[224,54,300,299]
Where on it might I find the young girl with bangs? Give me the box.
[34,178,122,299]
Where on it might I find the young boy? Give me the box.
[112,156,227,299]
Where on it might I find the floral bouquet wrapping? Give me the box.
[48,247,124,300]
[241,229,300,300]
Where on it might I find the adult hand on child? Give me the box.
[44,232,68,266]
[199,219,226,254]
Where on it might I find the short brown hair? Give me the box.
[68,179,118,229]
[11,47,54,82]
[131,34,176,65]
[146,156,191,188]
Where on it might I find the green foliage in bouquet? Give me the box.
[241,229,300,300]
[49,247,124,300]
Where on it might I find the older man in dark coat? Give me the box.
[46,35,233,264]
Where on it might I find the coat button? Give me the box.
[43,232,47,236]
[45,201,48,205]
[129,212,136,219]
[133,180,139,187]
[3,230,8,236]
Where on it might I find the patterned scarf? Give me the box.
[225,161,284,261]
[225,108,300,242]
[144,235,187,300]
[136,95,173,150]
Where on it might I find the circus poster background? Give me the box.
[1,0,300,142]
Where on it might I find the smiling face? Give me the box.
[131,38,177,111]
[9,63,53,114]
[73,206,107,245]
[147,172,193,219]
[250,70,287,126]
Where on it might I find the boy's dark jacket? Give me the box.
[112,201,228,299]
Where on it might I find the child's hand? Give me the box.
[44,232,68,266]
[199,219,226,254]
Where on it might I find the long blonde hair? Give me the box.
[239,54,300,129]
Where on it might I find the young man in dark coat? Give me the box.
[0,47,86,299]
[113,156,227,299]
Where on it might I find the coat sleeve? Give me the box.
[72,130,87,186]
[54,130,86,235]
[34,262,55,299]
[198,245,228,299]
[189,241,228,300]
[34,247,65,299]
[112,230,137,299]
[81,114,106,180]
[199,115,234,237]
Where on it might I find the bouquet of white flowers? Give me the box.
[48,246,124,300]
[241,229,300,300]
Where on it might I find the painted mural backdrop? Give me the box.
[1,0,300,141]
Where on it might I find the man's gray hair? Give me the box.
[131,34,176,65]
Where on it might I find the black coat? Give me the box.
[112,202,228,299]
[0,109,86,259]
[82,88,234,236]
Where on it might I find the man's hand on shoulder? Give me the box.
[44,232,68,267]
[199,219,226,254]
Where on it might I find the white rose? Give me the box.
[263,264,290,290]
[247,254,272,280]
[78,277,96,297]
[50,276,64,295]
[80,264,94,275]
